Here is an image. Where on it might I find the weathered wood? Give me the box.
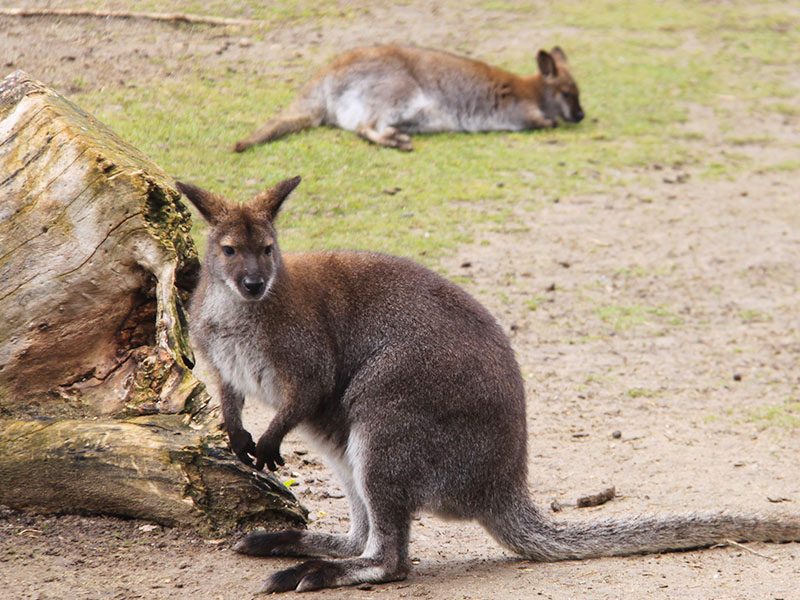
[0,416,306,533]
[0,71,306,532]
[0,69,198,415]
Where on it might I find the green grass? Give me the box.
[72,0,798,264]
[37,0,351,24]
[627,387,660,399]
[748,401,800,429]
[525,297,546,312]
[759,159,800,174]
[739,308,773,324]
[596,304,683,331]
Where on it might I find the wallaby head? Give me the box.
[176,176,301,302]
[536,46,584,124]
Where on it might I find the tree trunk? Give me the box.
[0,71,306,532]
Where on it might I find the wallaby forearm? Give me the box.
[220,381,246,433]
[218,381,258,466]
[254,385,322,471]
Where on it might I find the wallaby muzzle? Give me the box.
[241,275,267,299]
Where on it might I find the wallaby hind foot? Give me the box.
[356,123,413,151]
[235,529,365,559]
[261,557,409,594]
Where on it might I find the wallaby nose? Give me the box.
[574,109,585,123]
[242,275,266,297]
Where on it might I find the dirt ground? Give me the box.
[1,4,799,600]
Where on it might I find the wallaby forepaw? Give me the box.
[255,432,285,471]
[228,428,257,467]
[233,140,249,153]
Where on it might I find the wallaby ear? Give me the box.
[537,50,558,78]
[250,175,302,221]
[176,181,229,225]
[551,46,568,63]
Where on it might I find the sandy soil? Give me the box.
[1,3,799,600]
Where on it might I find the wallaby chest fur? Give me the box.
[178,178,799,594]
[234,44,584,152]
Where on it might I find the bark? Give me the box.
[0,416,306,533]
[0,71,306,532]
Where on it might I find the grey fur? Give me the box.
[233,44,585,152]
[179,179,800,593]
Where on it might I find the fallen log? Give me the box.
[0,70,305,532]
[0,416,305,533]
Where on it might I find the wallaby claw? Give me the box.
[228,428,257,466]
[255,432,285,471]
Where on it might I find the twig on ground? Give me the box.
[723,539,777,562]
[576,486,616,508]
[0,8,259,27]
[551,486,618,511]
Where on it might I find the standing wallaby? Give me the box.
[233,45,584,152]
[177,177,799,594]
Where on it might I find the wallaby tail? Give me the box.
[233,111,322,152]
[485,499,800,561]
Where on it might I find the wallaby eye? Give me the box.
[264,245,273,255]
[222,245,235,256]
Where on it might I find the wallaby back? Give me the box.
[178,177,799,594]
[233,44,584,152]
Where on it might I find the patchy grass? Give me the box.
[29,0,351,25]
[747,401,800,429]
[614,264,676,279]
[525,297,547,312]
[759,159,800,174]
[596,304,683,331]
[73,0,799,263]
[739,308,773,324]
[724,135,776,147]
[627,387,661,399]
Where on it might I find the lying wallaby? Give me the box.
[233,45,584,152]
[177,177,799,594]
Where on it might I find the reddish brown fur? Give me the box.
[234,45,584,151]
